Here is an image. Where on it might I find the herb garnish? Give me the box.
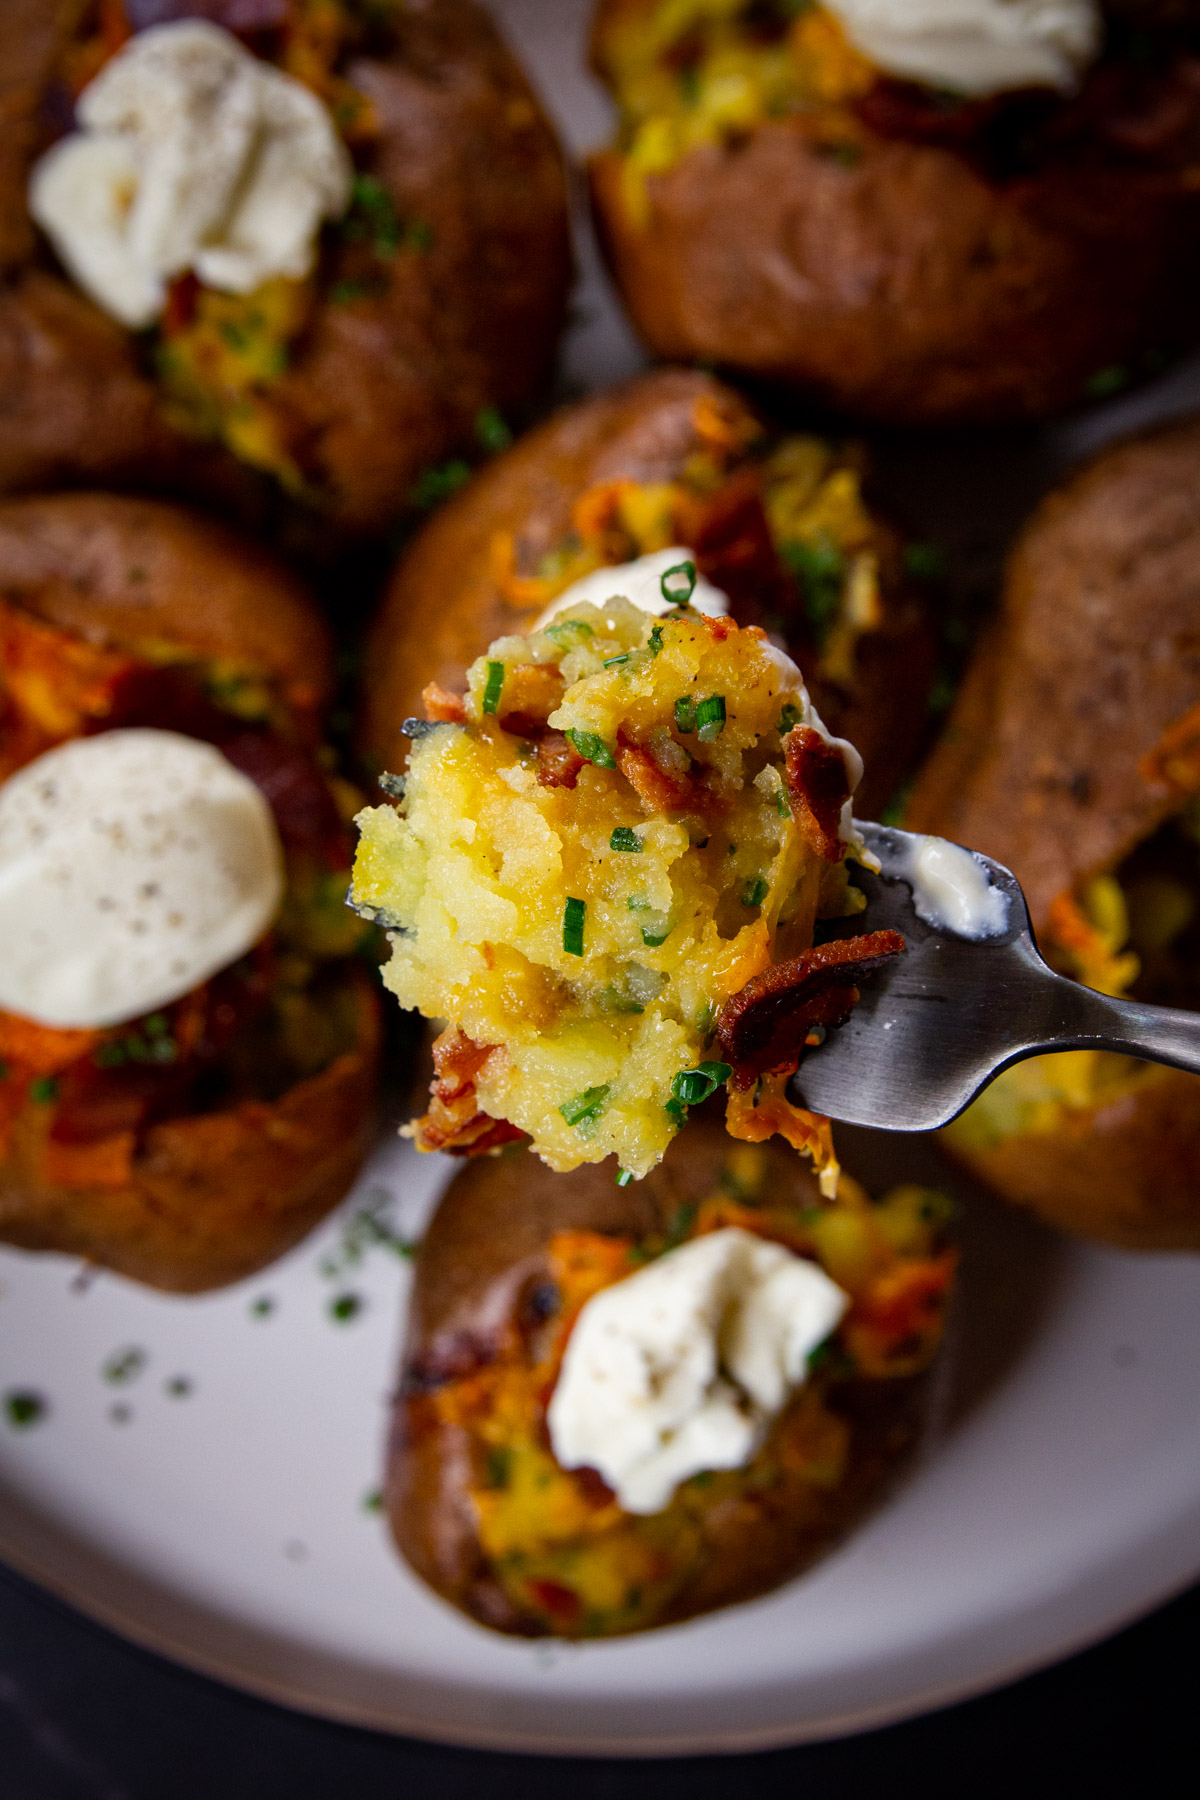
[565,730,615,768]
[563,896,586,956]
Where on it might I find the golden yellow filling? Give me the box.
[416,1145,954,1638]
[354,600,858,1177]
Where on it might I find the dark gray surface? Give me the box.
[0,1559,1195,1798]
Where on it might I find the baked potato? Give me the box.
[587,1,1200,424]
[0,491,384,1291]
[360,368,937,818]
[906,414,1200,1248]
[390,1118,954,1638]
[0,0,571,538]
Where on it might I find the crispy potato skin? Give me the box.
[0,491,335,725]
[908,417,1200,1247]
[588,7,1200,422]
[0,965,382,1293]
[389,1121,936,1637]
[0,493,384,1289]
[360,367,935,815]
[0,0,571,535]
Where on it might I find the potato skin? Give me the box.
[360,367,935,816]
[0,493,385,1289]
[0,0,571,536]
[907,417,1200,1248]
[0,965,382,1293]
[588,7,1200,423]
[389,1121,938,1637]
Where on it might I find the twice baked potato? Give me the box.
[390,1118,954,1638]
[0,0,571,538]
[906,414,1200,1247]
[360,368,937,818]
[587,1,1200,423]
[0,492,383,1291]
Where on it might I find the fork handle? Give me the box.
[1032,976,1200,1079]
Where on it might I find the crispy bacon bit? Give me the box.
[422,682,468,724]
[536,731,584,789]
[1139,701,1200,799]
[844,1252,958,1377]
[412,1027,526,1157]
[784,726,852,863]
[616,734,695,814]
[684,468,791,632]
[725,1074,840,1195]
[0,600,135,782]
[716,930,906,1086]
[497,663,565,737]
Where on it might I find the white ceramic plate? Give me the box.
[3,0,1200,1757]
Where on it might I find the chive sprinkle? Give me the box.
[660,560,697,605]
[482,660,505,714]
[29,1076,58,1105]
[563,897,586,956]
[4,1391,45,1429]
[616,1169,634,1187]
[778,702,802,735]
[565,729,615,769]
[602,651,631,668]
[695,694,726,741]
[671,1062,732,1107]
[609,827,642,853]
[647,624,664,657]
[641,925,671,947]
[742,876,769,908]
[559,1085,611,1129]
[674,696,696,734]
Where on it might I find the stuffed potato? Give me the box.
[360,368,937,818]
[907,414,1200,1248]
[390,1118,954,1638]
[0,0,571,537]
[0,492,383,1291]
[587,1,1200,423]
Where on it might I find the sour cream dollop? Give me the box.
[547,1227,849,1515]
[534,547,730,630]
[904,834,1009,939]
[0,729,284,1030]
[825,0,1100,97]
[29,20,352,329]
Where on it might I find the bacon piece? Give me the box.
[422,682,468,724]
[412,1027,526,1157]
[725,1074,839,1195]
[685,468,792,633]
[616,734,695,813]
[536,732,584,789]
[716,930,905,1087]
[497,663,565,736]
[1139,700,1200,798]
[784,726,852,862]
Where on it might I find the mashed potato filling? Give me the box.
[354,598,863,1178]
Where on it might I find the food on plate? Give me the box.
[0,492,382,1291]
[587,0,1200,422]
[353,591,903,1182]
[360,369,938,819]
[0,0,570,535]
[389,1119,955,1638]
[906,414,1200,1248]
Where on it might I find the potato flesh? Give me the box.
[355,599,845,1175]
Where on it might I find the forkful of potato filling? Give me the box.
[352,569,904,1185]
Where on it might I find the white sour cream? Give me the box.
[29,20,352,329]
[0,729,284,1030]
[826,0,1100,97]
[534,548,730,630]
[904,833,1009,939]
[546,1227,848,1515]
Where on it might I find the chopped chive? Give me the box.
[94,1041,127,1069]
[695,694,726,741]
[664,1097,686,1121]
[778,702,802,735]
[641,926,671,947]
[102,1347,146,1386]
[616,1169,634,1187]
[902,541,947,581]
[559,1084,611,1129]
[475,406,512,453]
[144,1013,169,1038]
[329,1292,363,1323]
[776,789,791,817]
[544,619,593,642]
[563,897,586,956]
[408,458,472,509]
[671,1062,732,1107]
[647,624,664,657]
[603,652,631,668]
[362,1488,384,1513]
[674,696,696,734]
[29,1076,58,1105]
[742,876,769,908]
[0,1061,8,1081]
[1086,365,1130,400]
[482,660,505,715]
[250,1296,276,1319]
[565,729,615,769]
[4,1390,45,1428]
[660,560,697,605]
[610,827,642,853]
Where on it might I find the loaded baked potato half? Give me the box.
[0,0,570,537]
[391,1119,954,1638]
[907,414,1200,1248]
[587,1,1200,423]
[0,493,383,1291]
[360,369,937,819]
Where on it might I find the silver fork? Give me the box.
[789,822,1200,1132]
